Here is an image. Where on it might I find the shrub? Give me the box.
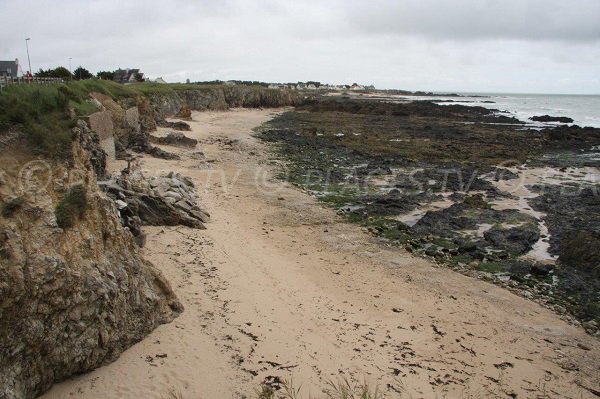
[73,66,93,80]
[55,184,87,228]
[35,66,73,80]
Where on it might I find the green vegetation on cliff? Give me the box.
[55,184,88,228]
[0,80,300,159]
[0,80,132,157]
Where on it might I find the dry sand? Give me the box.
[42,109,599,398]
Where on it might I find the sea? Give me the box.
[400,93,600,128]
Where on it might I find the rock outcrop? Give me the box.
[88,86,301,162]
[150,132,198,148]
[157,120,192,131]
[530,115,574,123]
[101,168,210,242]
[175,106,192,120]
[90,93,148,156]
[483,224,540,255]
[0,126,182,399]
[75,120,108,179]
[147,86,303,122]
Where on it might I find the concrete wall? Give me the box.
[86,111,115,161]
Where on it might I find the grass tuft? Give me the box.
[254,377,383,399]
[323,378,383,399]
[165,388,184,399]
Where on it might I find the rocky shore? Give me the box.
[258,97,600,333]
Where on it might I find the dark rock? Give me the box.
[352,191,423,217]
[128,194,205,229]
[425,246,439,257]
[463,194,490,209]
[530,263,554,276]
[147,146,180,160]
[483,224,540,255]
[100,170,210,235]
[530,185,600,256]
[530,115,574,124]
[412,203,478,236]
[356,164,393,177]
[394,168,495,193]
[559,230,600,277]
[73,120,107,179]
[458,242,478,253]
[157,120,192,131]
[542,125,600,149]
[150,132,198,148]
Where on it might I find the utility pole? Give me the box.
[69,57,72,80]
[25,38,32,82]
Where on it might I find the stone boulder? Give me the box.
[175,107,192,120]
[157,120,192,131]
[150,132,198,148]
[101,170,210,240]
[483,224,540,255]
[147,146,180,160]
[530,115,574,124]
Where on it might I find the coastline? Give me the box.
[330,91,600,128]
[41,108,599,399]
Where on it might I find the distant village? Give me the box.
[1,58,375,91]
[266,82,376,91]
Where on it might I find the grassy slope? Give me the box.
[0,80,270,158]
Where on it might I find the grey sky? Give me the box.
[1,0,599,93]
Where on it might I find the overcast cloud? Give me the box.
[1,0,599,93]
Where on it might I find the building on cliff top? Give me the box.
[113,68,144,84]
[0,59,20,78]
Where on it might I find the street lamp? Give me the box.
[25,38,32,81]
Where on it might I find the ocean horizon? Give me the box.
[400,92,600,128]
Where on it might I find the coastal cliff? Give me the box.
[0,125,182,399]
[86,84,303,158]
[146,85,303,121]
[0,81,301,399]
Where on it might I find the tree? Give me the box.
[133,72,145,82]
[34,67,73,80]
[96,70,115,80]
[73,66,93,80]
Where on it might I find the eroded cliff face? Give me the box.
[86,86,301,161]
[148,86,303,120]
[0,124,182,399]
[90,93,150,156]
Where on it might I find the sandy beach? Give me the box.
[40,108,599,399]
